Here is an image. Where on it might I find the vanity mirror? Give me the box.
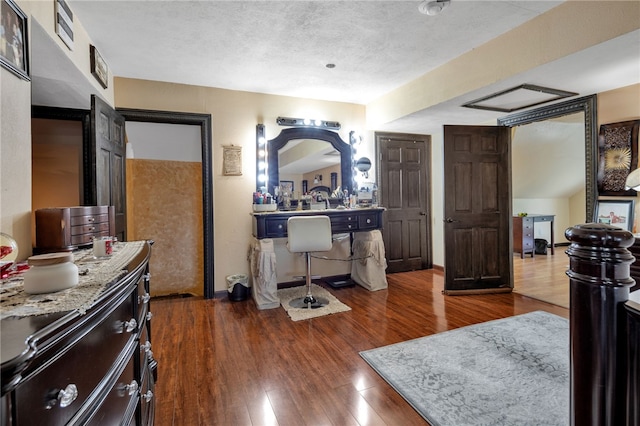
[256,125,353,199]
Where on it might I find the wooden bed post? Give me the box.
[565,223,635,426]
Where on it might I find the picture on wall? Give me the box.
[0,0,29,81]
[594,199,635,232]
[90,45,108,89]
[597,120,640,196]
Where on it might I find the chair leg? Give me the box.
[289,252,329,310]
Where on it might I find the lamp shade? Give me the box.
[626,168,640,190]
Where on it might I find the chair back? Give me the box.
[287,215,333,253]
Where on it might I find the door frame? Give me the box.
[115,108,214,299]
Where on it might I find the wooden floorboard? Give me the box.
[151,258,569,425]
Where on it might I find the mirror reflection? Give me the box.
[258,127,353,210]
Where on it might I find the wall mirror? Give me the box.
[498,95,597,222]
[256,126,353,198]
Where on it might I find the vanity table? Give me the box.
[512,214,555,258]
[1,241,156,425]
[250,208,387,306]
[252,207,384,239]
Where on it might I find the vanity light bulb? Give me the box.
[314,119,322,127]
[257,174,267,183]
[258,149,266,158]
[258,161,266,170]
[258,137,266,145]
[303,118,311,126]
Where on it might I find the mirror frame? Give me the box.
[258,126,353,197]
[498,95,597,222]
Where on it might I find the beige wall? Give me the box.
[115,78,366,292]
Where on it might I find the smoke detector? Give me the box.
[419,0,450,16]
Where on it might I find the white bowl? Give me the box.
[252,204,278,212]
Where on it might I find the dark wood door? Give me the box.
[376,132,431,273]
[443,125,512,294]
[89,95,127,241]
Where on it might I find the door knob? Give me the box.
[445,217,458,223]
[419,212,427,216]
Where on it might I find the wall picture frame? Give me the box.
[280,180,294,194]
[222,145,242,176]
[594,199,635,232]
[0,0,29,81]
[597,120,640,196]
[90,44,108,89]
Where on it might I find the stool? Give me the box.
[287,215,333,309]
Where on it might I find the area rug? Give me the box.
[277,284,351,321]
[360,311,569,426]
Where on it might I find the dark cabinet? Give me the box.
[513,216,534,258]
[1,241,156,425]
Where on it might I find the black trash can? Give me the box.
[227,274,249,301]
[534,238,548,255]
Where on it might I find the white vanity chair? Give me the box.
[287,215,333,309]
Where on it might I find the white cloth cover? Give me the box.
[249,238,280,310]
[351,230,388,291]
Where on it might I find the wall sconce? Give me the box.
[276,116,341,130]
[355,157,372,179]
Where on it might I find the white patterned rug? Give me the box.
[277,284,351,321]
[360,311,569,426]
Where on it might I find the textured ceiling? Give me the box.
[65,0,562,104]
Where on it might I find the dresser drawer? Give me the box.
[358,212,379,230]
[70,213,111,227]
[330,214,359,232]
[263,218,288,238]
[71,221,111,236]
[82,350,138,426]
[71,230,111,246]
[14,289,137,425]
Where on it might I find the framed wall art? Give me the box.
[280,181,294,194]
[0,0,29,81]
[55,0,73,50]
[222,145,242,176]
[597,119,640,196]
[90,45,108,88]
[594,199,635,232]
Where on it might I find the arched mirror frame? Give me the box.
[257,126,353,197]
[498,95,597,222]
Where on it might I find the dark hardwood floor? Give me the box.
[151,263,568,426]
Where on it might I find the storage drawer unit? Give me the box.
[513,216,534,258]
[35,206,115,253]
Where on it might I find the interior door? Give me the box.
[443,125,512,294]
[376,132,432,273]
[89,95,127,241]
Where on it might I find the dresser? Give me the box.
[0,241,156,425]
[513,214,555,258]
[513,216,535,258]
[35,206,115,253]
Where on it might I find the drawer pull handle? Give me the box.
[141,293,151,304]
[366,218,371,224]
[88,226,95,231]
[278,224,283,229]
[142,390,154,403]
[56,384,78,408]
[88,217,95,222]
[144,273,151,282]
[146,311,153,322]
[124,318,137,333]
[125,380,139,396]
[141,340,152,353]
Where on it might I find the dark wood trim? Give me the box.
[498,95,598,222]
[117,108,215,299]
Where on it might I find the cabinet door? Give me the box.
[89,95,127,242]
